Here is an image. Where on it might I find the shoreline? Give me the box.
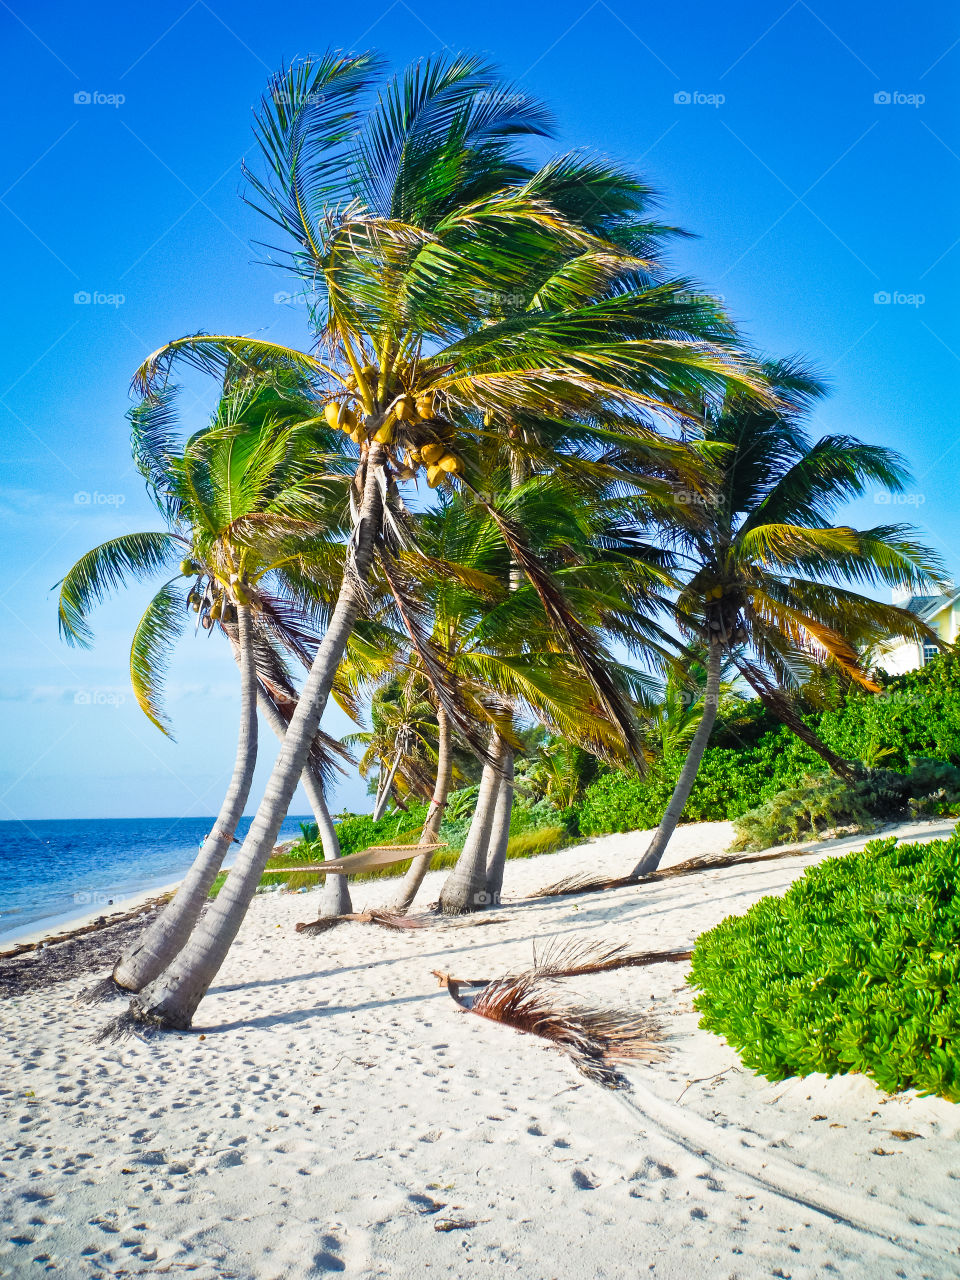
[0,878,184,954]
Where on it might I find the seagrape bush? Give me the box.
[578,733,816,835]
[579,652,960,838]
[817,654,960,770]
[689,832,960,1101]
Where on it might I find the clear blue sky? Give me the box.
[1,0,957,820]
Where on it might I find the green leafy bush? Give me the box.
[732,760,960,851]
[689,831,960,1101]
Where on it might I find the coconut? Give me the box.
[201,614,214,630]
[415,392,436,419]
[437,453,461,474]
[373,419,395,444]
[210,597,223,621]
[179,558,198,577]
[394,394,415,421]
[421,442,447,465]
[323,402,341,429]
[426,464,446,488]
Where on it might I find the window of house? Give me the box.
[923,640,939,665]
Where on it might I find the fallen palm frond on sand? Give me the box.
[295,909,426,935]
[532,845,812,898]
[433,939,668,1087]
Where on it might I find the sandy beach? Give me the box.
[2,818,958,1279]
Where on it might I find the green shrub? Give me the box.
[732,759,960,851]
[689,831,960,1101]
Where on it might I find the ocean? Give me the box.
[0,815,313,944]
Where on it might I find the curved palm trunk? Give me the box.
[112,603,258,992]
[130,450,385,1029]
[390,704,452,914]
[438,732,506,915]
[629,641,723,878]
[371,750,402,821]
[254,691,352,918]
[484,746,514,903]
[300,766,352,917]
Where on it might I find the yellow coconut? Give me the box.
[323,402,342,430]
[421,442,447,465]
[426,464,445,488]
[415,392,437,420]
[394,394,415,421]
[437,453,461,473]
[373,420,395,445]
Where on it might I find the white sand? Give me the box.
[1,818,958,1279]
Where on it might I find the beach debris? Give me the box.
[433,1218,477,1232]
[295,909,426,935]
[890,1130,923,1141]
[433,939,665,1088]
[76,974,126,1005]
[532,845,814,899]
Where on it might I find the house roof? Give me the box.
[903,591,960,620]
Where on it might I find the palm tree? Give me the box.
[124,51,764,1029]
[418,481,672,913]
[58,377,353,988]
[629,358,945,877]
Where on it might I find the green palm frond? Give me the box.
[56,532,183,646]
[129,580,188,735]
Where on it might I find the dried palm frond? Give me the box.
[433,954,664,1088]
[526,937,692,976]
[295,908,425,935]
[532,844,812,898]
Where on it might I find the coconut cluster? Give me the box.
[323,366,462,488]
[182,559,250,630]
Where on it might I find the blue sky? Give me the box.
[1,0,957,820]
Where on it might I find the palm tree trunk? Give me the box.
[484,745,514,902]
[300,768,352,917]
[629,641,723,878]
[112,603,258,992]
[254,691,352,918]
[390,704,452,913]
[130,449,385,1029]
[371,750,402,821]
[438,732,506,915]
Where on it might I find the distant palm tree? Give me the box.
[58,377,353,988]
[126,52,764,1028]
[629,358,945,877]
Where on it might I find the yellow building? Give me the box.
[878,588,960,675]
